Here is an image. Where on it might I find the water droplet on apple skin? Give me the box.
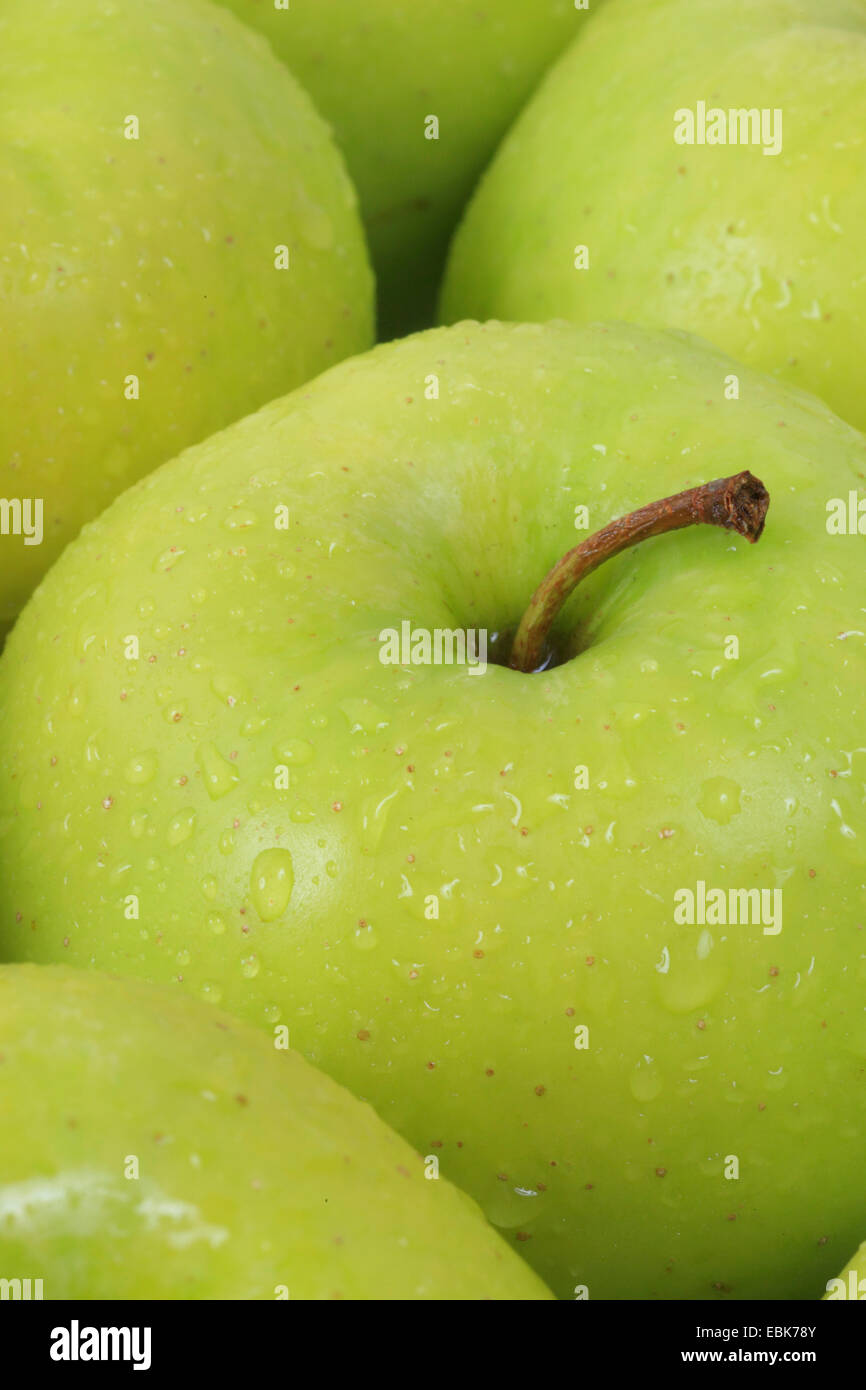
[153,546,186,573]
[698,776,743,825]
[629,1058,663,1102]
[273,738,314,764]
[352,924,379,951]
[196,742,241,800]
[655,955,727,1014]
[249,847,294,922]
[211,672,250,706]
[484,1181,544,1231]
[166,808,196,846]
[124,751,158,785]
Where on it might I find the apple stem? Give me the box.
[508,470,770,673]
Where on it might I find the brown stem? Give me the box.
[509,471,769,673]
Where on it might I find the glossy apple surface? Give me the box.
[0,964,549,1299]
[440,0,866,431]
[1,320,865,1300]
[215,0,584,336]
[0,0,372,637]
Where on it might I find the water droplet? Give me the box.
[176,949,191,967]
[241,714,268,736]
[200,981,223,1004]
[290,806,316,823]
[197,742,241,800]
[153,546,186,572]
[263,1002,282,1024]
[240,954,260,979]
[339,699,387,735]
[273,738,314,764]
[656,955,727,1013]
[129,810,149,839]
[77,624,100,658]
[211,673,249,706]
[249,847,294,922]
[167,808,197,846]
[484,1183,541,1231]
[124,751,158,785]
[219,829,235,855]
[200,875,218,901]
[629,1057,663,1102]
[207,913,227,935]
[698,777,742,825]
[352,923,379,951]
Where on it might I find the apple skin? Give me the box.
[0,964,550,1300]
[0,0,373,638]
[214,0,584,338]
[1,319,865,1301]
[440,0,866,432]
[824,1241,866,1300]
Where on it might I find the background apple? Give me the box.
[0,964,550,1299]
[0,0,373,638]
[440,0,866,432]
[824,1240,866,1299]
[1,319,865,1301]
[213,0,586,337]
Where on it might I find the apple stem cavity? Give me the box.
[509,470,770,674]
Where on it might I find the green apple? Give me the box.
[440,0,866,432]
[824,1241,866,1300]
[213,0,585,337]
[0,963,550,1299]
[0,0,373,638]
[1,319,865,1301]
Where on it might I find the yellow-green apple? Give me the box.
[1,320,865,1300]
[440,0,866,431]
[0,963,550,1299]
[214,0,586,337]
[0,0,372,638]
